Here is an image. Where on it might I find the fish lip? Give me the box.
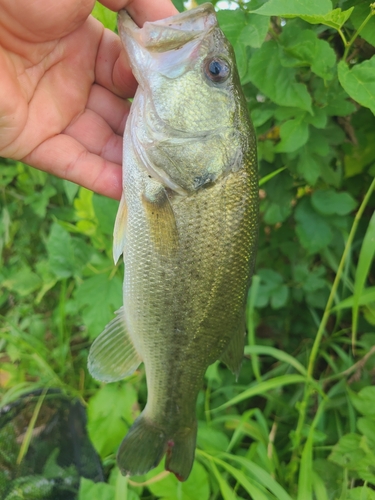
[118,3,217,51]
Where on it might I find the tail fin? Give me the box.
[117,413,197,482]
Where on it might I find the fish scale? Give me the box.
[88,3,259,481]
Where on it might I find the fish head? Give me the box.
[119,4,253,193]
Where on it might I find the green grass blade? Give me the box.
[221,453,293,500]
[212,374,306,411]
[259,167,287,186]
[352,210,375,348]
[244,345,308,376]
[203,457,237,500]
[333,286,375,310]
[247,275,261,382]
[16,388,48,465]
[297,433,313,500]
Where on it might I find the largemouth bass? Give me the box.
[88,3,259,482]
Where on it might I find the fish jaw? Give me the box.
[117,4,217,83]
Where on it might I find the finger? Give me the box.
[94,25,138,98]
[99,0,178,25]
[63,108,123,165]
[23,134,123,200]
[86,84,131,135]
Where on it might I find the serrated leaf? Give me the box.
[338,57,375,116]
[87,383,139,458]
[275,116,309,153]
[300,7,354,29]
[350,387,375,418]
[249,41,312,112]
[311,189,358,215]
[252,0,331,17]
[280,25,336,80]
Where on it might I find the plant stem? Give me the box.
[289,177,375,485]
[343,3,375,60]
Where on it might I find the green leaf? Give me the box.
[329,433,364,468]
[311,189,358,216]
[358,417,375,449]
[280,25,336,80]
[295,198,333,254]
[87,383,139,458]
[248,40,312,112]
[2,266,42,296]
[348,487,375,500]
[299,7,354,29]
[92,2,117,30]
[79,478,115,500]
[252,0,331,17]
[75,272,122,338]
[217,10,269,81]
[338,57,375,116]
[274,116,309,153]
[351,1,375,47]
[297,154,321,185]
[350,387,375,418]
[46,223,93,279]
[146,460,210,500]
[93,194,118,236]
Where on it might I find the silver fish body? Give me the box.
[88,3,259,481]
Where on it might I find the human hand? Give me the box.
[0,0,177,199]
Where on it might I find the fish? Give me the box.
[88,3,259,482]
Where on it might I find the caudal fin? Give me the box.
[117,413,197,481]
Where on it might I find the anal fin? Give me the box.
[88,307,142,382]
[220,329,245,378]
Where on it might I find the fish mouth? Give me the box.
[118,3,217,52]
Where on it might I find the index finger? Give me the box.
[100,0,178,26]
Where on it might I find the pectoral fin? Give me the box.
[113,193,127,265]
[142,180,178,257]
[220,329,245,378]
[88,307,142,382]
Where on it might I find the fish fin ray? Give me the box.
[88,307,142,382]
[165,421,197,482]
[220,328,245,379]
[117,413,197,482]
[142,181,179,257]
[117,413,167,477]
[113,193,127,264]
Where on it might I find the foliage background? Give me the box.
[1,0,375,498]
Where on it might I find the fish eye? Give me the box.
[204,57,230,83]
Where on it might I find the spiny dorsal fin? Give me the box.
[88,307,142,382]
